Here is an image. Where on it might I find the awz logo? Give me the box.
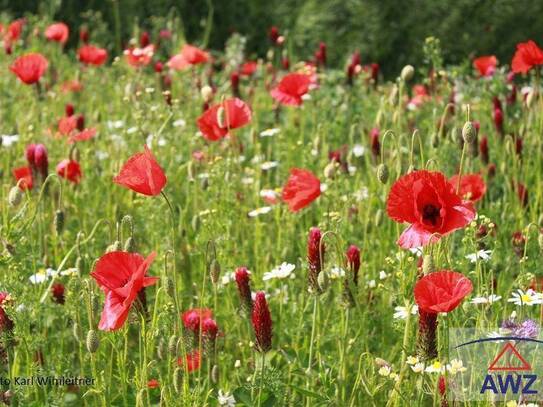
[480,342,537,395]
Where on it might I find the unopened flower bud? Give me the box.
[217,106,225,128]
[164,277,175,298]
[106,241,122,253]
[211,364,219,384]
[124,237,136,252]
[400,65,415,82]
[73,322,80,342]
[210,259,220,285]
[377,164,389,184]
[86,330,99,353]
[317,270,329,291]
[8,186,23,207]
[422,254,434,275]
[462,121,476,144]
[201,85,213,102]
[324,162,338,179]
[54,210,65,234]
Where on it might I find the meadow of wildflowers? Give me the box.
[1,14,543,407]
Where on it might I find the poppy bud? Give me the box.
[164,277,174,298]
[86,330,99,353]
[252,292,272,353]
[389,85,399,105]
[346,244,361,285]
[124,237,136,252]
[76,256,85,274]
[377,163,389,184]
[65,103,74,117]
[235,267,253,314]
[139,31,150,47]
[307,227,325,294]
[8,186,23,207]
[106,241,122,253]
[323,162,338,179]
[422,254,434,275]
[400,65,415,82]
[201,85,213,102]
[462,121,476,144]
[317,270,329,291]
[54,210,65,234]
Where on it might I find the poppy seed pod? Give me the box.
[377,163,389,184]
[86,330,99,353]
[462,121,476,144]
[8,186,23,207]
[400,65,415,82]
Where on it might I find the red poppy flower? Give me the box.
[270,73,311,106]
[196,98,252,141]
[414,270,473,314]
[177,350,201,372]
[167,44,209,70]
[6,19,23,43]
[0,292,14,332]
[58,116,78,136]
[69,128,97,143]
[473,55,497,77]
[56,159,82,184]
[91,251,158,331]
[240,61,257,76]
[282,168,321,212]
[44,22,69,45]
[386,170,476,249]
[449,173,486,203]
[13,166,33,190]
[113,146,167,196]
[182,308,213,332]
[10,53,48,85]
[511,40,543,74]
[78,45,108,66]
[124,45,154,67]
[147,379,159,389]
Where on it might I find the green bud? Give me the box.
[317,271,329,292]
[8,186,23,207]
[86,330,99,353]
[124,237,136,252]
[422,254,434,275]
[400,65,415,82]
[462,121,476,144]
[211,364,219,384]
[377,164,389,184]
[54,210,65,235]
[210,259,220,285]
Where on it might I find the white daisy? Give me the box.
[379,271,388,280]
[353,187,369,201]
[410,362,425,373]
[424,361,445,374]
[393,304,418,320]
[470,294,501,304]
[217,390,236,407]
[466,250,492,263]
[260,128,280,137]
[366,279,376,288]
[248,206,272,217]
[507,289,543,306]
[263,262,295,281]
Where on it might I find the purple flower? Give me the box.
[515,319,539,339]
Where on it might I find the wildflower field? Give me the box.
[1,13,543,407]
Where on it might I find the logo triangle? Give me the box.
[488,342,532,371]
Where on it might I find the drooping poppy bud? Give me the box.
[252,292,272,353]
[65,103,74,117]
[140,31,150,47]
